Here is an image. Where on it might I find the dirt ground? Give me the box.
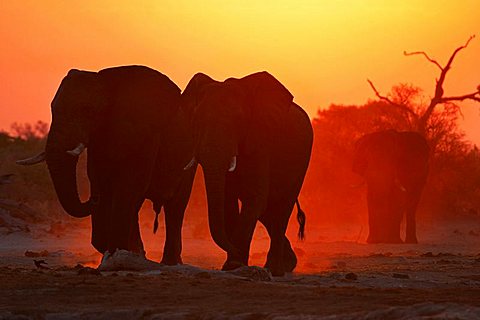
[1,215,480,319]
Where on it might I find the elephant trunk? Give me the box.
[45,129,90,218]
[203,167,237,255]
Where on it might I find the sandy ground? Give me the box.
[1,214,480,319]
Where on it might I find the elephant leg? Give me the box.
[366,189,382,243]
[91,191,112,253]
[128,199,146,257]
[223,194,267,269]
[282,237,297,272]
[384,207,404,244]
[263,140,309,274]
[264,220,287,277]
[161,203,184,265]
[223,157,268,269]
[220,175,245,271]
[225,202,259,268]
[405,211,418,244]
[91,190,144,254]
[367,188,404,243]
[161,170,195,265]
[260,216,297,273]
[261,200,296,277]
[405,188,422,244]
[224,173,240,244]
[107,182,146,255]
[233,187,268,266]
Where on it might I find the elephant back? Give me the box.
[98,65,181,127]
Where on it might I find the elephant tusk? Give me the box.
[394,179,407,192]
[66,143,86,157]
[183,157,197,170]
[16,151,46,165]
[228,156,237,172]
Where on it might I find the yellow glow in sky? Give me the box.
[1,0,479,142]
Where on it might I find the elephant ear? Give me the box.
[181,73,218,120]
[237,71,294,153]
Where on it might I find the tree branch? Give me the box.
[367,79,396,105]
[441,90,480,103]
[367,79,418,119]
[418,35,476,131]
[403,50,442,70]
[444,35,475,75]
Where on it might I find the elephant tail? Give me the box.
[296,199,306,240]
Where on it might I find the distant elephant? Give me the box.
[352,130,429,244]
[17,66,194,265]
[181,71,313,276]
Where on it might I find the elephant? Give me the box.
[352,129,429,244]
[17,65,195,266]
[181,71,313,276]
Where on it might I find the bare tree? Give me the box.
[368,35,480,135]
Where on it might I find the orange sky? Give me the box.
[1,1,479,143]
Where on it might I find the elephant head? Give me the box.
[354,129,406,184]
[17,69,108,218]
[181,71,293,255]
[181,74,241,254]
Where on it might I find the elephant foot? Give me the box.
[264,257,286,277]
[160,255,183,266]
[222,259,244,271]
[264,240,296,276]
[267,264,285,277]
[265,251,297,273]
[405,236,418,244]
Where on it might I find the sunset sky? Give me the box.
[1,1,479,142]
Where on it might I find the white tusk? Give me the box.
[66,143,86,157]
[16,151,46,166]
[183,157,197,170]
[228,156,237,172]
[394,179,407,192]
